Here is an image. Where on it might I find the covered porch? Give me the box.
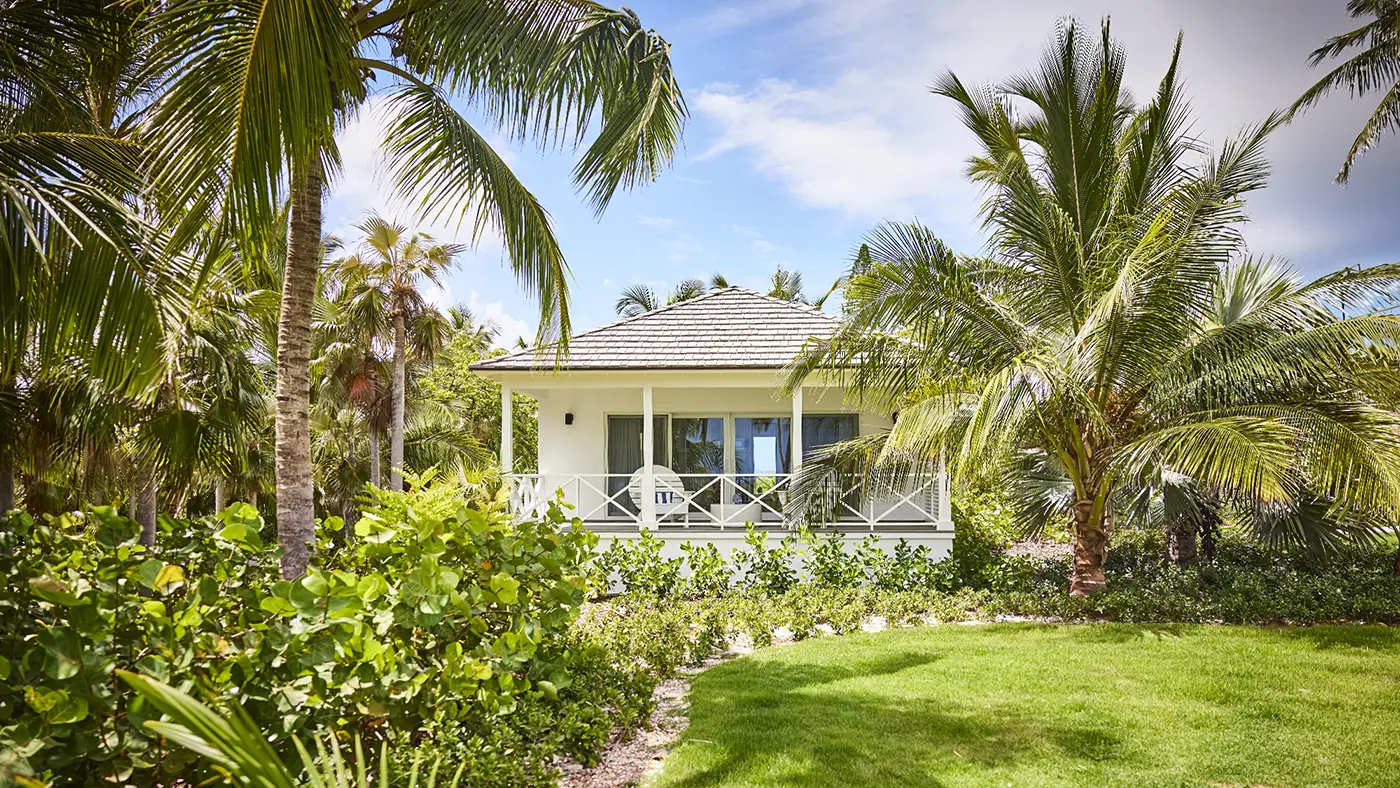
[497,372,952,533]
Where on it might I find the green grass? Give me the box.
[653,624,1400,787]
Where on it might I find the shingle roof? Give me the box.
[470,288,837,371]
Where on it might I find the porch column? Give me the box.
[790,386,804,472]
[641,385,655,525]
[500,385,513,474]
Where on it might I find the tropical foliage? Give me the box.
[0,482,634,786]
[1293,0,1400,181]
[1,0,685,581]
[785,19,1400,594]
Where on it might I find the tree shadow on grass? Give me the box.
[666,650,1128,788]
[1267,625,1400,652]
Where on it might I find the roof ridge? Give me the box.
[727,287,837,321]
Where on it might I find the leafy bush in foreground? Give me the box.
[0,482,648,787]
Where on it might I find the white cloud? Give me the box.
[693,0,1398,268]
[731,225,780,256]
[637,214,676,229]
[468,291,534,350]
[326,94,507,253]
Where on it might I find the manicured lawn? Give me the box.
[654,624,1400,787]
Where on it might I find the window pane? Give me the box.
[672,417,725,510]
[802,414,859,458]
[736,417,791,515]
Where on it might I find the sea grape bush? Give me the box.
[0,483,621,787]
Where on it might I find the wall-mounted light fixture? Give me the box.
[564,412,574,425]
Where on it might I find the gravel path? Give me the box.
[558,661,713,788]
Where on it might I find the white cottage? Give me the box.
[471,288,954,558]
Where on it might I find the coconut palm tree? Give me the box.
[785,20,1400,596]
[333,215,457,491]
[614,268,807,317]
[1293,0,1400,182]
[146,0,686,577]
[0,0,173,512]
[766,266,806,302]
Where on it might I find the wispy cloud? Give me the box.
[637,214,676,229]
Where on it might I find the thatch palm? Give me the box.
[334,215,457,491]
[147,0,685,576]
[1293,0,1400,181]
[787,20,1400,595]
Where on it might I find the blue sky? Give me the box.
[324,0,1400,347]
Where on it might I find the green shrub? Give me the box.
[731,526,798,595]
[592,529,682,597]
[0,484,628,787]
[679,542,729,598]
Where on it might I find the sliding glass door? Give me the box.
[671,417,725,511]
[735,417,791,516]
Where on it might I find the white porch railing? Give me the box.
[505,472,951,531]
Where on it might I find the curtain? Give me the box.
[606,416,668,515]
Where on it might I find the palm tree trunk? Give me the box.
[1165,518,1199,566]
[390,311,406,491]
[275,158,323,579]
[137,465,158,548]
[1393,527,1400,577]
[1070,499,1108,596]
[214,480,227,513]
[368,427,381,488]
[0,454,12,514]
[0,376,14,514]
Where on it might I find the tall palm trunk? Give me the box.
[275,159,323,579]
[137,464,158,548]
[390,311,405,491]
[214,480,227,513]
[368,427,381,488]
[1070,499,1108,596]
[0,377,14,514]
[1165,518,1199,566]
[0,455,12,515]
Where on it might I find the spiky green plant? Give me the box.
[120,671,465,788]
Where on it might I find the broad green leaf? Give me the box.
[28,576,82,606]
[38,627,83,679]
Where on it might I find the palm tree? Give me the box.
[613,268,806,317]
[614,283,660,317]
[1293,0,1400,182]
[446,305,500,355]
[146,0,686,577]
[766,266,806,302]
[0,1,172,512]
[334,215,457,491]
[786,20,1400,595]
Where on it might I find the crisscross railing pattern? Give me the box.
[505,472,946,530]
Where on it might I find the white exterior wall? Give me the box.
[533,383,883,478]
